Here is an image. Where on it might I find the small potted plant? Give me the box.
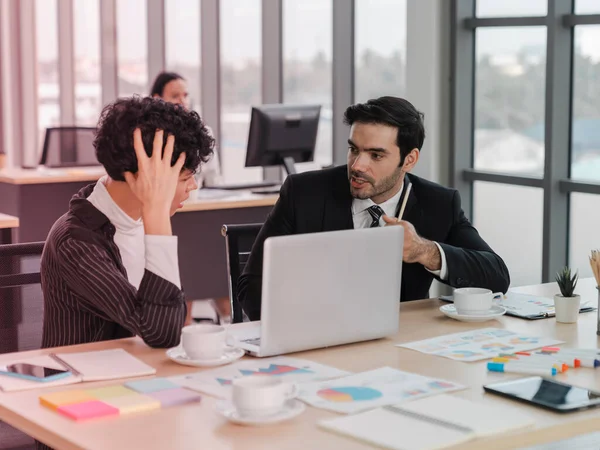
[554,267,580,323]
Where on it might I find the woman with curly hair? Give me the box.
[40,96,214,349]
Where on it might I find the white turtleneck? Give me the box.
[87,176,181,289]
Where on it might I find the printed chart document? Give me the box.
[397,328,563,362]
[299,367,465,414]
[169,356,349,398]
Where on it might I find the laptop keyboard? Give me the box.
[241,337,261,346]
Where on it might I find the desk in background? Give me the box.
[0,279,598,450]
[0,167,105,242]
[0,213,19,244]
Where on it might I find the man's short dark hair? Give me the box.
[343,96,425,164]
[150,71,184,97]
[94,96,214,181]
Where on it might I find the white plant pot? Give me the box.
[554,294,581,324]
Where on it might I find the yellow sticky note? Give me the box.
[86,385,136,400]
[102,394,161,415]
[40,390,95,411]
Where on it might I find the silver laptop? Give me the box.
[228,226,403,357]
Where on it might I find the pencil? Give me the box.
[398,182,413,221]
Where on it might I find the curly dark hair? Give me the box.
[93,96,214,181]
[344,96,425,165]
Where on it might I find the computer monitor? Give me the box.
[245,104,320,175]
[39,126,99,168]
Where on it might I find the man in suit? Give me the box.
[237,96,510,321]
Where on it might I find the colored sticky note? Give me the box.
[103,394,161,415]
[148,388,202,407]
[86,385,136,400]
[124,378,179,394]
[57,400,119,421]
[40,390,96,411]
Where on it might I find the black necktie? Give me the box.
[367,205,385,228]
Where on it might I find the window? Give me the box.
[74,0,101,126]
[165,0,201,112]
[36,0,59,146]
[476,0,547,17]
[117,0,148,97]
[354,0,407,103]
[569,193,600,278]
[576,0,600,15]
[571,25,600,182]
[283,0,332,169]
[220,0,262,183]
[474,27,547,176]
[473,182,543,286]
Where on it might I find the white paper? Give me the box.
[169,356,349,398]
[298,367,465,414]
[397,328,563,362]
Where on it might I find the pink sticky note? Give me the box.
[57,400,119,421]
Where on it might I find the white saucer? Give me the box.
[166,345,245,367]
[215,399,305,426]
[440,304,507,322]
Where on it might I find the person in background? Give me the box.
[40,96,214,349]
[150,71,222,187]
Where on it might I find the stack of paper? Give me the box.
[319,394,535,450]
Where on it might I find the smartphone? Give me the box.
[484,376,600,413]
[0,363,71,382]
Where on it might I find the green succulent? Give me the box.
[555,266,578,298]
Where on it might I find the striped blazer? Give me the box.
[40,184,186,349]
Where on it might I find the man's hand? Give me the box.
[124,128,185,235]
[382,215,442,271]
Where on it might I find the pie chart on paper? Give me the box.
[317,386,383,402]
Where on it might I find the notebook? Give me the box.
[0,349,156,392]
[440,291,595,320]
[319,394,535,450]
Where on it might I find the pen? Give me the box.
[505,352,579,369]
[492,357,566,373]
[487,362,557,376]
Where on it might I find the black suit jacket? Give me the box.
[238,165,510,321]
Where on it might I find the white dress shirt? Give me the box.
[351,184,448,280]
[87,176,182,289]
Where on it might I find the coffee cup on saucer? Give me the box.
[453,287,493,315]
[231,376,298,417]
[181,324,227,360]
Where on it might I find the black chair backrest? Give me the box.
[221,223,263,323]
[39,126,99,168]
[0,241,45,355]
[0,242,45,288]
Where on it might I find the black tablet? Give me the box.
[483,376,600,413]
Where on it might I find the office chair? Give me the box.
[221,223,263,323]
[39,126,99,168]
[0,241,45,450]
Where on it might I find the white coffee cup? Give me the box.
[453,287,493,315]
[231,376,298,417]
[181,324,226,360]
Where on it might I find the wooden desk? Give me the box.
[0,167,105,242]
[0,279,599,450]
[0,167,106,185]
[172,192,277,300]
[0,213,19,244]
